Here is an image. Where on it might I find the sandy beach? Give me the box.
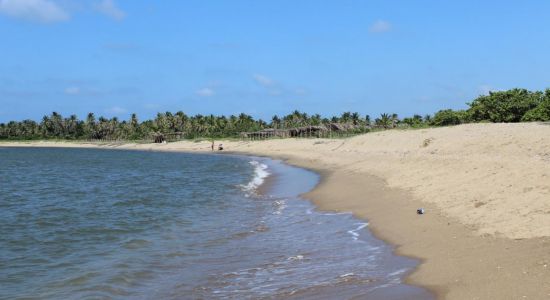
[2,122,550,299]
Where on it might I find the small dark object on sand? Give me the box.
[417,208,425,215]
[218,144,224,151]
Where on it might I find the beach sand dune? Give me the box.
[3,122,550,299]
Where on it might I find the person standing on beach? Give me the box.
[211,140,214,151]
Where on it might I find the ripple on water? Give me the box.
[112,197,154,207]
[122,239,152,250]
[0,149,433,300]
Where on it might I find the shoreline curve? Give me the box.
[2,122,550,299]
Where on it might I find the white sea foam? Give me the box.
[287,255,304,261]
[320,211,352,216]
[306,208,351,216]
[272,200,287,215]
[386,268,408,284]
[347,222,369,241]
[387,268,408,277]
[240,161,270,193]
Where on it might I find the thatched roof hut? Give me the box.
[152,132,184,143]
[289,125,327,137]
[241,129,290,139]
[240,123,369,140]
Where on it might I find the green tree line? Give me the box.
[1,88,549,140]
[0,110,372,140]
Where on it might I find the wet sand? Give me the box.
[301,169,550,299]
[256,157,434,299]
[2,122,550,299]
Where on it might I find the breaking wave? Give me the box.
[240,161,270,193]
[347,222,369,241]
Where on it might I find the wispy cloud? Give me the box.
[0,0,69,23]
[369,20,392,33]
[252,73,307,97]
[94,0,125,21]
[64,86,80,95]
[253,73,284,96]
[253,74,275,87]
[196,87,215,97]
[105,106,127,114]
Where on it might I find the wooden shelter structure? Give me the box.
[241,126,328,140]
[240,128,290,140]
[152,132,185,143]
[240,123,369,140]
[288,125,327,137]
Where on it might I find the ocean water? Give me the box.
[0,147,433,299]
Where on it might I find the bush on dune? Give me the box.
[431,88,550,126]
[467,89,542,123]
[521,90,550,122]
[430,109,470,126]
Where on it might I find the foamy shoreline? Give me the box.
[2,122,550,299]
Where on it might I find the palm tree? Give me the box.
[375,113,392,129]
[84,113,97,138]
[50,112,64,137]
[310,114,322,125]
[340,111,352,123]
[174,111,187,132]
[40,115,53,137]
[65,115,79,138]
[351,112,360,125]
[391,113,399,128]
[271,115,281,129]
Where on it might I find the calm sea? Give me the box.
[0,147,432,299]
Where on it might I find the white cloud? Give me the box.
[0,0,69,23]
[105,106,127,114]
[94,0,125,21]
[252,74,307,97]
[253,74,275,87]
[369,20,392,33]
[64,86,80,95]
[196,88,215,97]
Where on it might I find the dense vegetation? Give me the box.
[431,88,550,126]
[1,88,549,141]
[0,111,375,140]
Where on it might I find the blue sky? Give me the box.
[1,0,550,122]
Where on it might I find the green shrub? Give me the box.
[431,109,469,126]
[522,89,550,121]
[468,89,541,122]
